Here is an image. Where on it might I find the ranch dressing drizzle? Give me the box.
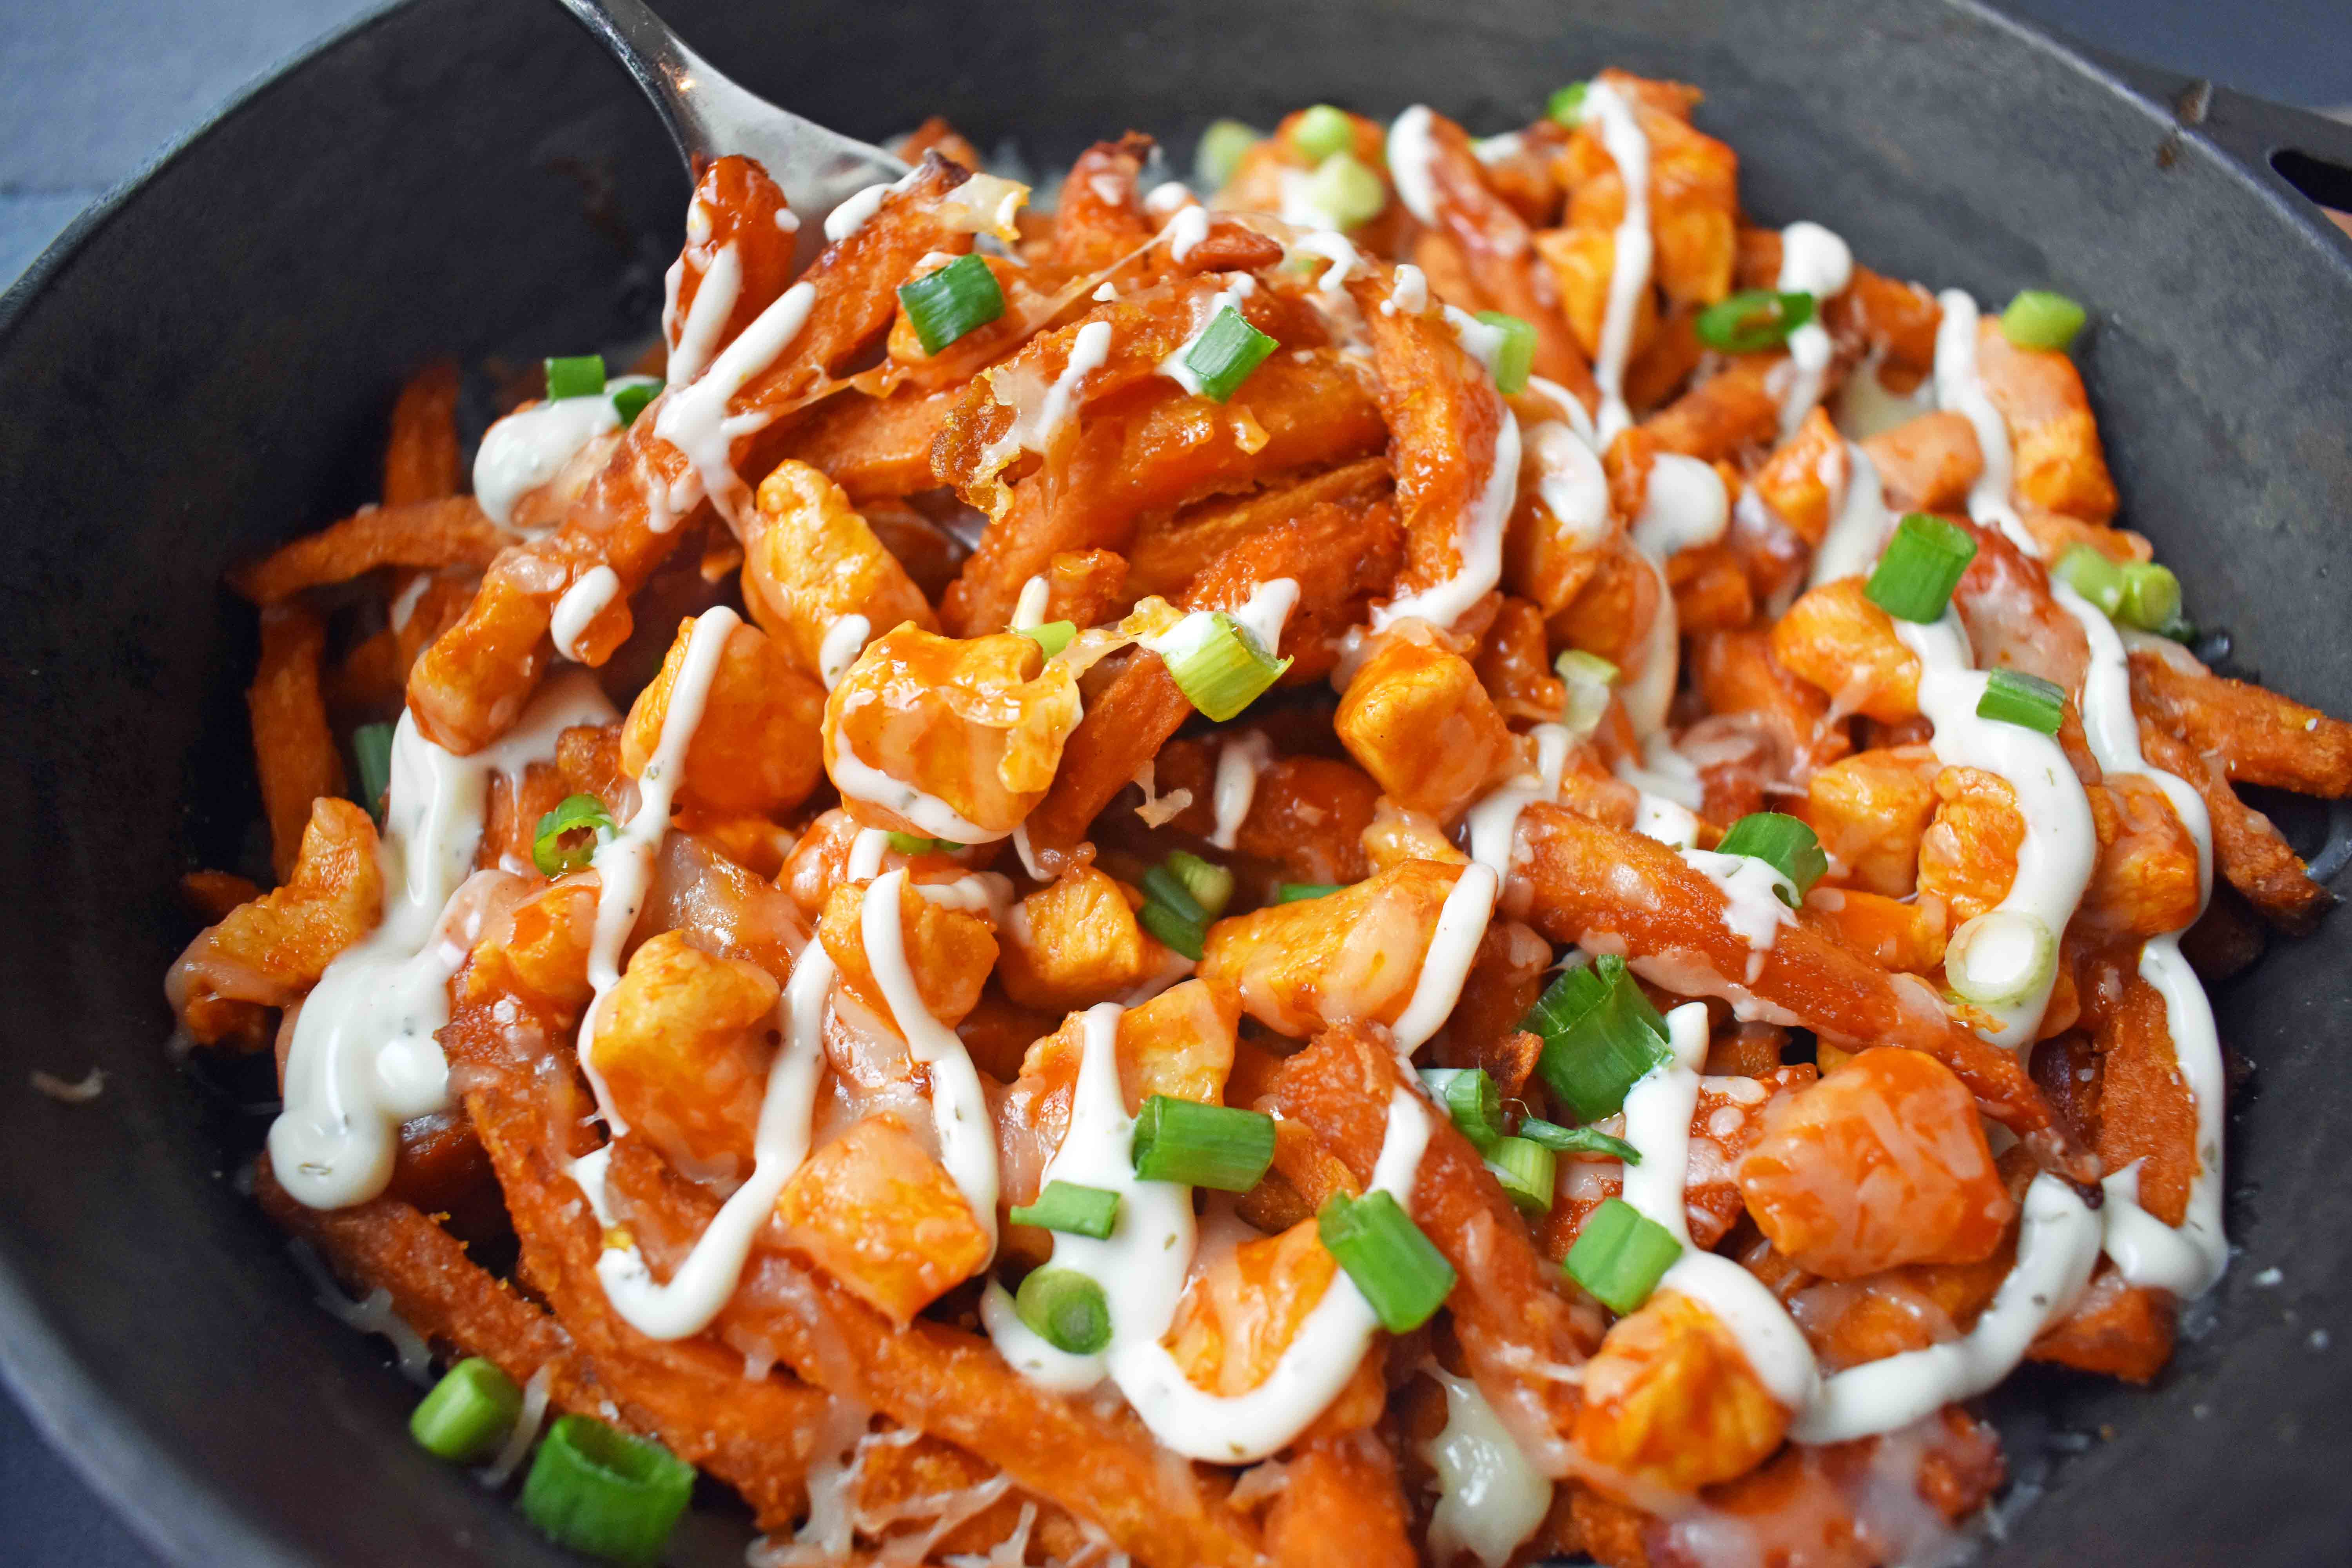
[470,378,657,534]
[827,721,1008,845]
[858,867,1000,1245]
[577,609,741,1130]
[993,1000,1436,1461]
[2056,588,2228,1296]
[269,673,618,1209]
[1791,1171,2101,1443]
[550,565,621,662]
[1209,731,1273,850]
[1677,850,1794,975]
[1009,574,1050,632]
[1581,81,1653,446]
[1294,230,1361,296]
[1770,221,1853,438]
[653,279,818,530]
[1894,612,2096,1049]
[1371,407,1522,633]
[1806,441,1891,590]
[1389,863,1501,1057]
[666,241,741,389]
[1931,289,2038,556]
[1615,734,1705,850]
[1618,1005,1821,1411]
[1157,283,1253,396]
[1525,420,1610,549]
[1421,1364,1555,1567]
[569,939,835,1340]
[1385,107,1442,227]
[817,613,871,690]
[1466,722,1573,880]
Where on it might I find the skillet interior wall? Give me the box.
[0,0,2345,1563]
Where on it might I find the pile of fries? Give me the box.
[167,71,2352,1568]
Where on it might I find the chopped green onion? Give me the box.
[1014,1267,1112,1354]
[1693,289,1815,354]
[1009,1181,1122,1240]
[1020,619,1077,659]
[611,380,659,428]
[1141,863,1210,926]
[1864,513,1978,622]
[1976,668,2066,735]
[1999,289,2087,352]
[1564,1196,1682,1315]
[1517,1118,1642,1163]
[1485,1136,1558,1215]
[2116,562,2181,632]
[352,720,396,815]
[533,793,615,877]
[1305,152,1388,230]
[1419,1067,1505,1151]
[1546,82,1590,126]
[544,354,606,400]
[2051,542,2126,615]
[1197,118,1263,191]
[1131,1094,1277,1191]
[898,253,1007,357]
[886,831,963,856]
[1714,812,1828,905]
[1161,611,1291,722]
[1945,908,2058,1008]
[1317,1190,1457,1332]
[1185,306,1279,404]
[1557,650,1618,738]
[1524,955,1671,1123]
[1164,851,1235,918]
[519,1415,695,1567]
[2156,614,2198,645]
[1276,882,1345,903]
[1138,898,1207,961]
[409,1356,522,1464]
[1469,310,1537,395]
[1290,105,1356,161]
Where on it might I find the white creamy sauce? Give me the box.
[1806,441,1891,590]
[1678,849,1794,971]
[1385,106,1441,227]
[1388,262,1430,317]
[1293,229,1360,296]
[1931,289,2038,556]
[1830,350,1939,440]
[818,613,872,690]
[667,241,741,388]
[1156,288,1249,397]
[857,867,1000,1243]
[1007,317,1114,451]
[2058,587,2228,1296]
[1371,410,1522,633]
[1581,81,1653,445]
[1791,1171,2100,1443]
[1526,420,1610,548]
[550,565,621,662]
[1616,733,1706,850]
[1527,373,1599,448]
[1771,221,1853,437]
[1165,205,1211,264]
[388,570,433,633]
[472,390,632,532]
[1421,1365,1555,1566]
[1630,452,1730,560]
[570,940,835,1340]
[653,279,818,529]
[269,673,619,1209]
[1445,305,1511,381]
[1389,863,1501,1056]
[1895,612,2095,1049]
[1615,552,1679,740]
[1466,724,1572,879]
[823,181,893,242]
[1009,574,1050,632]
[577,610,741,1129]
[1209,731,1273,850]
[828,722,1008,845]
[1144,181,1192,217]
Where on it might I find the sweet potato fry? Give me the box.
[1514,802,2091,1175]
[2140,720,2334,932]
[1860,411,1981,516]
[1641,357,1779,462]
[2129,646,2352,798]
[248,604,344,880]
[1053,133,1160,270]
[1266,1432,1417,1568]
[381,358,463,507]
[775,384,965,503]
[1125,457,1391,601]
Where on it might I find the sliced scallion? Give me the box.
[1419,1067,1505,1151]
[1472,310,1536,395]
[2116,562,2181,632]
[1563,1196,1682,1315]
[2052,542,2126,616]
[1014,1267,1112,1354]
[610,379,660,428]
[1162,612,1290,722]
[1864,513,1978,623]
[1557,649,1618,738]
[1999,289,2087,352]
[1290,105,1356,162]
[1693,290,1815,354]
[1185,306,1279,404]
[1524,955,1671,1123]
[352,720,396,816]
[533,793,615,877]
[1945,908,2058,1008]
[1138,899,1207,961]
[1546,82,1590,126]
[886,831,963,856]
[1316,1189,1457,1332]
[410,1356,522,1464]
[1305,152,1388,231]
[1009,1181,1122,1241]
[1164,851,1235,918]
[1276,882,1345,904]
[544,355,606,401]
[1020,619,1077,659]
[1131,1095,1276,1191]
[519,1415,694,1567]
[1485,1136,1558,1215]
[1976,668,2066,735]
[1714,812,1828,905]
[1517,1118,1642,1163]
[897,253,1006,356]
[1141,863,1210,926]
[1196,118,1263,191]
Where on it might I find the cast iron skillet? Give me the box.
[4,0,2352,1562]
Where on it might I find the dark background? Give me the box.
[2,0,2347,1562]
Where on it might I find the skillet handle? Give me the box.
[2081,43,2352,250]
